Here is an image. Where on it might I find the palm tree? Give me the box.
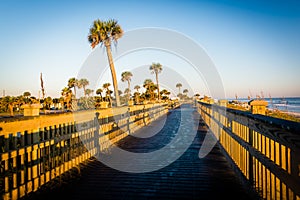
[76,79,82,93]
[149,62,163,100]
[96,88,103,101]
[176,83,182,95]
[44,96,53,110]
[160,89,170,99]
[134,85,140,93]
[78,78,89,97]
[103,83,111,102]
[23,91,31,104]
[118,90,123,96]
[183,89,188,94]
[143,79,157,100]
[143,79,153,100]
[165,91,171,99]
[134,85,141,104]
[121,71,133,100]
[143,79,153,92]
[7,96,15,116]
[106,89,113,107]
[124,88,130,98]
[15,95,24,112]
[61,87,72,109]
[68,77,78,98]
[85,89,94,97]
[23,91,31,98]
[88,19,123,107]
[183,89,189,98]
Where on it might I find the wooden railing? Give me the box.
[196,101,300,200]
[0,103,168,200]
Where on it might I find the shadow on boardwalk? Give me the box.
[21,104,261,200]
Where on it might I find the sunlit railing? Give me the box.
[197,100,300,200]
[0,103,168,200]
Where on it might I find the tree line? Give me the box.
[0,18,192,116]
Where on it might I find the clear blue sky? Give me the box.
[0,0,299,99]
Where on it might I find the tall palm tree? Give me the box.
[149,62,163,100]
[78,78,89,97]
[176,83,182,95]
[121,71,133,100]
[88,19,123,107]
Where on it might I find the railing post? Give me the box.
[290,150,300,198]
[20,131,25,147]
[4,134,9,151]
[94,112,100,155]
[127,107,131,134]
[249,128,254,185]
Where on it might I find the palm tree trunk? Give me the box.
[74,86,77,99]
[156,73,160,100]
[83,86,86,97]
[127,81,131,100]
[8,103,14,117]
[105,43,120,107]
[108,95,112,107]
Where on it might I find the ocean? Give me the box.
[227,97,300,115]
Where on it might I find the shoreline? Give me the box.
[226,97,300,117]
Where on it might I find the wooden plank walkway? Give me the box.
[21,104,261,200]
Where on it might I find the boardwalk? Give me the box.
[21,104,260,200]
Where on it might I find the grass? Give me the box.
[266,109,300,123]
[226,103,300,122]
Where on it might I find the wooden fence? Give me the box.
[0,103,168,200]
[197,101,300,200]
